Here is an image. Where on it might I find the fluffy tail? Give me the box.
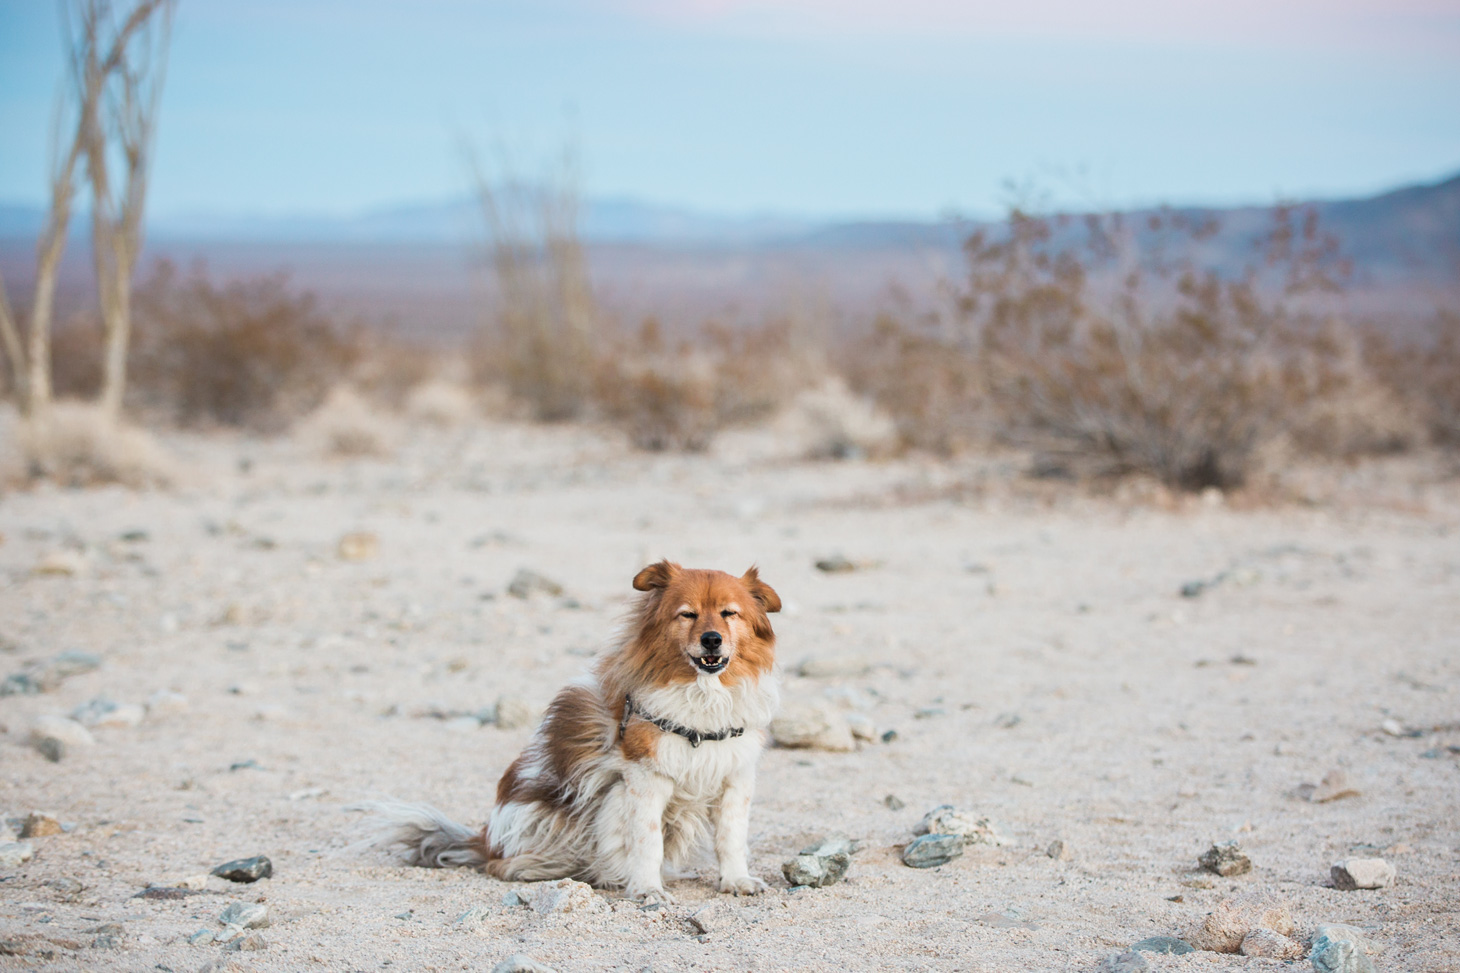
[352,799,488,869]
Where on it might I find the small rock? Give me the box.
[1198,840,1251,877]
[1378,718,1404,737]
[507,569,563,599]
[501,890,527,908]
[688,902,725,934]
[337,531,380,561]
[34,551,85,576]
[145,690,190,716]
[796,654,871,678]
[492,955,557,973]
[845,712,877,742]
[169,874,210,890]
[1129,937,1194,955]
[218,902,269,929]
[135,886,205,900]
[1331,858,1395,890]
[454,906,493,932]
[993,711,1022,729]
[883,794,905,810]
[1184,901,1293,953]
[1309,770,1360,803]
[770,703,855,752]
[29,715,95,758]
[0,820,13,844]
[1311,925,1378,973]
[976,910,1036,930]
[1240,927,1303,960]
[20,813,63,838]
[1046,839,1072,861]
[90,925,124,949]
[47,877,84,896]
[901,833,964,868]
[211,855,272,883]
[1097,950,1149,972]
[880,729,898,743]
[0,841,35,867]
[782,852,849,887]
[814,555,857,573]
[224,932,266,952]
[527,878,599,914]
[73,697,145,729]
[188,929,217,946]
[494,696,533,731]
[914,805,1010,846]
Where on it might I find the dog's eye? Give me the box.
[720,609,737,618]
[679,611,698,620]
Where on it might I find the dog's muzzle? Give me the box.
[694,631,728,673]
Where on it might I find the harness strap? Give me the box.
[619,694,745,749]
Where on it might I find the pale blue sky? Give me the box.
[2,0,1458,220]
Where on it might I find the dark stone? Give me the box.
[36,737,65,762]
[134,886,205,900]
[1198,840,1251,876]
[211,856,272,883]
[1130,936,1195,955]
[1097,951,1149,972]
[901,833,964,868]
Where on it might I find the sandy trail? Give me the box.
[1,421,1457,972]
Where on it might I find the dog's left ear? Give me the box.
[741,566,781,613]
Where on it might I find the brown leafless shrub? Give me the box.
[1367,310,1460,448]
[127,260,358,430]
[293,385,395,458]
[1,399,173,487]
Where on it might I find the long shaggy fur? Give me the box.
[363,562,781,901]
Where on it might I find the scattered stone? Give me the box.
[29,716,95,760]
[224,933,266,952]
[688,902,726,934]
[783,846,850,888]
[1310,925,1378,973]
[146,690,190,716]
[454,906,493,932]
[770,703,855,751]
[883,794,905,810]
[337,531,380,561]
[136,886,206,900]
[796,654,871,678]
[814,555,857,573]
[1198,840,1252,876]
[1308,770,1361,803]
[218,902,269,929]
[527,878,599,914]
[914,707,945,719]
[34,551,85,576]
[1378,718,1405,737]
[47,877,84,896]
[880,729,898,743]
[494,695,533,731]
[1097,950,1149,972]
[189,929,217,946]
[0,820,13,844]
[1331,858,1395,890]
[1129,937,1194,955]
[1184,901,1293,953]
[993,711,1022,729]
[1046,839,1073,861]
[501,890,527,908]
[845,712,877,742]
[914,805,1010,847]
[507,569,564,599]
[72,697,145,729]
[1240,927,1303,959]
[977,910,1036,930]
[3,652,103,697]
[902,833,964,868]
[20,813,63,838]
[492,955,557,973]
[0,842,36,867]
[211,856,272,883]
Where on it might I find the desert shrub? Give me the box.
[293,385,395,457]
[403,378,477,427]
[772,376,899,460]
[1,399,173,487]
[128,260,358,430]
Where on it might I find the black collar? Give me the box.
[619,694,745,749]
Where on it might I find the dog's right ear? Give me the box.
[633,560,681,592]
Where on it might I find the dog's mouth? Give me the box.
[692,654,729,674]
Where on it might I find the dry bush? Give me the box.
[1,399,173,487]
[843,313,987,454]
[1367,310,1460,449]
[128,260,358,430]
[293,385,395,457]
[771,376,898,460]
[404,378,477,427]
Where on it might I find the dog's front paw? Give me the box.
[629,886,677,907]
[719,874,768,896]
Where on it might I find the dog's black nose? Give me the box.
[699,631,723,652]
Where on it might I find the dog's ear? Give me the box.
[741,566,781,613]
[633,560,681,592]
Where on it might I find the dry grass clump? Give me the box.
[1368,310,1460,449]
[293,386,396,458]
[128,260,358,430]
[772,376,898,460]
[403,379,477,427]
[1,400,173,487]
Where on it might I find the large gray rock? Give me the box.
[914,805,1009,846]
[218,902,269,929]
[1331,858,1395,890]
[782,852,849,887]
[1310,925,1377,973]
[902,833,964,868]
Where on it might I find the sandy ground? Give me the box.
[0,418,1457,973]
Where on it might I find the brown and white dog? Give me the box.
[369,560,781,903]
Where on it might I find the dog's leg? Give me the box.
[714,767,766,895]
[609,764,676,904]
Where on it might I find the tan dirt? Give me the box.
[1,421,1457,972]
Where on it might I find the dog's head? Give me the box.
[628,560,780,683]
